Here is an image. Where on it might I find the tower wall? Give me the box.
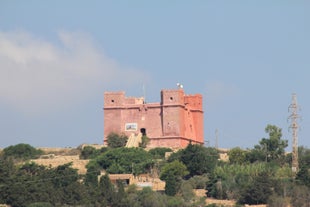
[104,92,124,140]
[103,89,204,149]
[184,94,204,144]
[161,89,185,137]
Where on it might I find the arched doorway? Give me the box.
[140,128,146,136]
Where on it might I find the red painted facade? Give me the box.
[103,89,204,149]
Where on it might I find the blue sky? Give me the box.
[0,1,309,150]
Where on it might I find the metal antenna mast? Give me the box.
[142,84,146,103]
[288,93,300,173]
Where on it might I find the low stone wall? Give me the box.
[205,198,236,207]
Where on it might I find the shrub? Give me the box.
[148,147,172,159]
[80,146,101,159]
[107,132,128,148]
[2,143,43,160]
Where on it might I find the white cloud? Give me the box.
[0,30,148,115]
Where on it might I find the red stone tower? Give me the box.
[103,89,204,149]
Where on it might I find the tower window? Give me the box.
[170,97,173,101]
[111,99,115,103]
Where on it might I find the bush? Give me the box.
[27,202,53,207]
[2,143,43,160]
[107,132,128,148]
[80,146,101,159]
[139,135,150,148]
[238,172,274,205]
[188,174,209,189]
[94,147,153,175]
[148,147,172,159]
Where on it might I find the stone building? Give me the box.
[103,88,204,149]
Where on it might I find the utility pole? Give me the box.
[215,129,219,149]
[288,93,300,173]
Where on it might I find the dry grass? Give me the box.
[32,147,89,174]
[32,155,89,174]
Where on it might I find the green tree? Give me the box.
[2,143,43,161]
[268,194,290,207]
[167,148,183,162]
[247,125,288,164]
[112,180,128,207]
[85,160,101,186]
[180,144,219,176]
[148,147,172,159]
[136,187,167,207]
[246,147,266,163]
[80,146,101,159]
[107,132,128,148]
[296,146,310,188]
[290,185,310,207]
[299,146,310,168]
[166,196,187,207]
[27,202,54,207]
[160,160,189,196]
[52,163,79,188]
[61,182,90,206]
[98,174,115,205]
[2,162,81,207]
[296,165,310,188]
[179,180,195,202]
[228,147,247,164]
[258,125,288,163]
[238,172,274,205]
[0,157,107,207]
[0,161,56,207]
[188,174,209,189]
[94,147,153,175]
[207,162,271,200]
[0,158,16,204]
